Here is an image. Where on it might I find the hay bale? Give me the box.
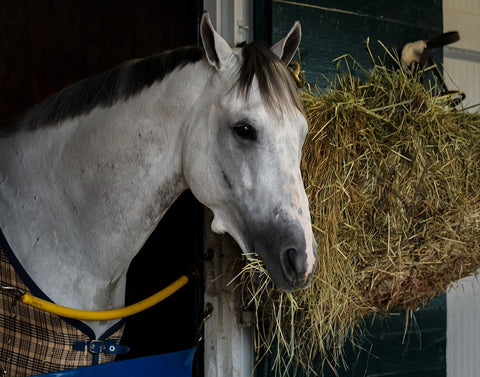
[239,50,480,375]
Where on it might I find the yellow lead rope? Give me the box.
[20,275,189,321]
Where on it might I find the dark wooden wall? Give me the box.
[1,1,204,374]
[270,0,443,85]
[1,1,201,119]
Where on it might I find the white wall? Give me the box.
[443,1,480,376]
[447,277,480,377]
[443,0,480,109]
[203,0,253,46]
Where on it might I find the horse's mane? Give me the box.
[0,42,302,137]
[0,46,204,137]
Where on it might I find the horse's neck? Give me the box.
[0,63,209,336]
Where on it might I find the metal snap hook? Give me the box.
[1,284,25,318]
[0,284,25,297]
[195,302,214,343]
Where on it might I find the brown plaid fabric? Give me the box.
[0,248,125,376]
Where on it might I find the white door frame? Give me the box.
[202,4,255,377]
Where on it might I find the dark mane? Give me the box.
[0,46,204,137]
[238,42,303,114]
[1,42,302,137]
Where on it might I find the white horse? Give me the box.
[0,13,317,340]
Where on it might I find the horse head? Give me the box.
[183,13,317,291]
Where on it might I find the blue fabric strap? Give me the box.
[72,340,130,355]
[37,347,197,376]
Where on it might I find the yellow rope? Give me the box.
[21,275,189,321]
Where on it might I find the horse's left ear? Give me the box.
[200,12,234,70]
[270,21,302,65]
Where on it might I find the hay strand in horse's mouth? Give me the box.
[237,42,480,376]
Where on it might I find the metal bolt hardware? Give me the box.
[195,302,214,343]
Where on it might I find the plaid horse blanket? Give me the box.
[0,246,125,377]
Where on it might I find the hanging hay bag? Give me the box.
[240,50,480,374]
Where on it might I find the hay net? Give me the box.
[237,44,480,376]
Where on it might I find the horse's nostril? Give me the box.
[282,248,306,283]
[286,248,299,271]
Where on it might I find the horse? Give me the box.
[0,12,317,373]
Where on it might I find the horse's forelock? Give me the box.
[237,42,303,115]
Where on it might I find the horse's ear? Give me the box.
[270,21,301,65]
[200,12,234,70]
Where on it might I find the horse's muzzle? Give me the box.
[258,241,317,292]
[243,215,318,291]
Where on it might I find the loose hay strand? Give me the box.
[237,45,480,376]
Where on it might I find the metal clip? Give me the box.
[289,62,311,92]
[1,284,25,318]
[0,284,25,297]
[195,302,213,343]
[72,340,129,355]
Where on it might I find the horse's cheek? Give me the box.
[183,142,221,208]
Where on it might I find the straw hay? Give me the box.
[238,47,480,375]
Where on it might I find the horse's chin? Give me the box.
[269,274,312,292]
[209,212,251,254]
[210,214,228,234]
[245,255,313,292]
[259,252,315,292]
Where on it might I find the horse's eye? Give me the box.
[233,123,257,141]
